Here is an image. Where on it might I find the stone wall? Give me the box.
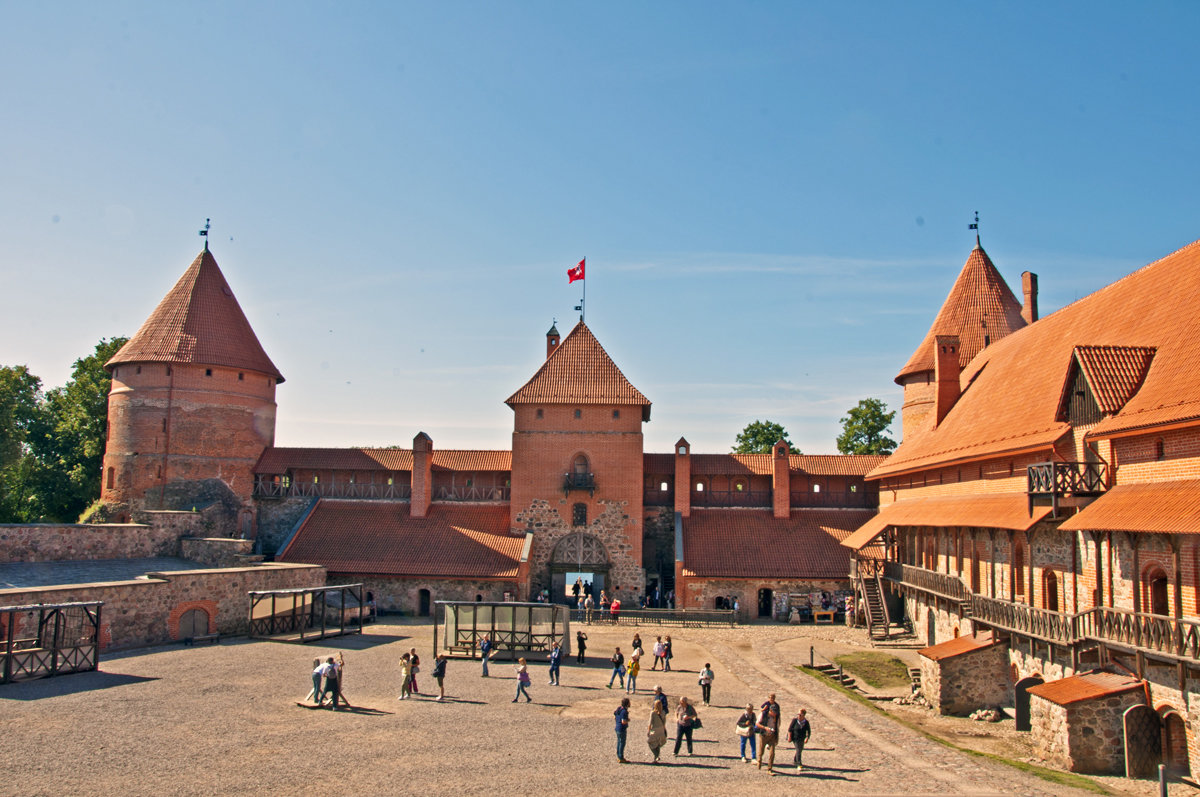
[254,496,316,557]
[516,499,645,604]
[0,521,182,563]
[678,576,848,619]
[920,641,1011,715]
[1031,689,1145,773]
[0,562,324,650]
[905,593,974,646]
[179,537,259,568]
[333,574,520,615]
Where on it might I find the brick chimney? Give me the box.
[1021,271,1038,324]
[546,323,560,360]
[934,335,961,427]
[772,440,790,519]
[674,437,691,518]
[412,431,433,517]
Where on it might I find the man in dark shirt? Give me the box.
[757,692,781,774]
[614,697,631,763]
[787,708,811,769]
[607,647,625,689]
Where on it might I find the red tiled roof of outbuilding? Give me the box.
[107,249,284,382]
[1025,670,1144,706]
[895,244,1026,384]
[680,508,874,578]
[873,238,1200,478]
[278,501,523,578]
[254,447,511,474]
[506,322,651,421]
[918,631,998,662]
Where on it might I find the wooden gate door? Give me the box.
[1124,704,1162,779]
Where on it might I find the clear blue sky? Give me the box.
[3,2,1199,454]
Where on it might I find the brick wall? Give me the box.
[677,576,847,617]
[329,574,520,614]
[103,361,276,511]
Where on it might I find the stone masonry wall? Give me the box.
[0,522,181,563]
[1031,690,1145,773]
[516,499,645,604]
[331,574,520,615]
[254,496,316,557]
[179,537,258,568]
[921,642,1011,715]
[0,562,324,650]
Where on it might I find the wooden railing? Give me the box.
[885,561,1200,663]
[1077,606,1200,661]
[970,594,1077,646]
[691,489,772,508]
[435,485,510,502]
[644,488,675,507]
[790,490,879,509]
[254,476,412,501]
[1027,461,1107,496]
[882,562,968,603]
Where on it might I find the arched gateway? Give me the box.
[549,532,610,605]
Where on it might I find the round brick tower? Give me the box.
[101,248,283,524]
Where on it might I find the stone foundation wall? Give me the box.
[678,576,848,619]
[516,499,645,604]
[921,641,1011,715]
[906,593,974,646]
[179,537,258,568]
[0,562,324,650]
[254,496,317,557]
[0,522,181,563]
[1031,690,1144,773]
[332,574,520,615]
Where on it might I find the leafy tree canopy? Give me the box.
[836,398,897,455]
[733,419,796,454]
[0,337,127,523]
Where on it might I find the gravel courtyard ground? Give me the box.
[1,618,1192,796]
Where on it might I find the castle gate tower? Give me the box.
[101,248,283,530]
[506,322,650,604]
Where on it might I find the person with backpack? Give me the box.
[432,653,448,701]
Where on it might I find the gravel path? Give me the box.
[0,618,1185,796]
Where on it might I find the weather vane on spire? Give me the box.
[199,218,211,251]
[969,211,980,246]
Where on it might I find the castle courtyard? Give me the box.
[0,619,1187,796]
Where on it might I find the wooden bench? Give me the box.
[184,633,221,646]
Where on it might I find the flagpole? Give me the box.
[581,256,586,323]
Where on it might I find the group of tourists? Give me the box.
[617,688,811,772]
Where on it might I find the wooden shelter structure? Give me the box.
[248,583,364,643]
[1,601,102,684]
[435,601,570,660]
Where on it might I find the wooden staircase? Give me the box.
[862,573,891,640]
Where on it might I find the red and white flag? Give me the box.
[567,258,585,283]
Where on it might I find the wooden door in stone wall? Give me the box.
[1013,676,1043,732]
[1124,704,1163,779]
[179,608,209,639]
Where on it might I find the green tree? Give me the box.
[733,420,796,454]
[30,337,127,521]
[0,365,45,522]
[836,398,897,455]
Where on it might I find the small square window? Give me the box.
[136,365,142,374]
[812,484,821,493]
[613,409,620,419]
[694,482,704,492]
[205,368,212,377]
[574,409,582,419]
[166,366,172,376]
[387,477,394,485]
[238,372,244,381]
[850,484,858,492]
[536,409,544,419]
[660,481,668,491]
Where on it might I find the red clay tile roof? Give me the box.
[642,453,886,476]
[277,501,523,578]
[1025,670,1144,707]
[1072,345,1156,415]
[875,238,1200,478]
[680,508,875,578]
[842,494,1051,551]
[1059,479,1200,534]
[918,631,998,662]
[506,322,651,421]
[255,447,511,474]
[895,244,1027,383]
[107,249,284,382]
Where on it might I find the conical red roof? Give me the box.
[107,249,284,382]
[895,243,1026,384]
[506,321,651,420]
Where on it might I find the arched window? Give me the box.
[1044,570,1060,612]
[573,455,589,476]
[106,468,115,490]
[1147,568,1169,616]
[1014,545,1025,598]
